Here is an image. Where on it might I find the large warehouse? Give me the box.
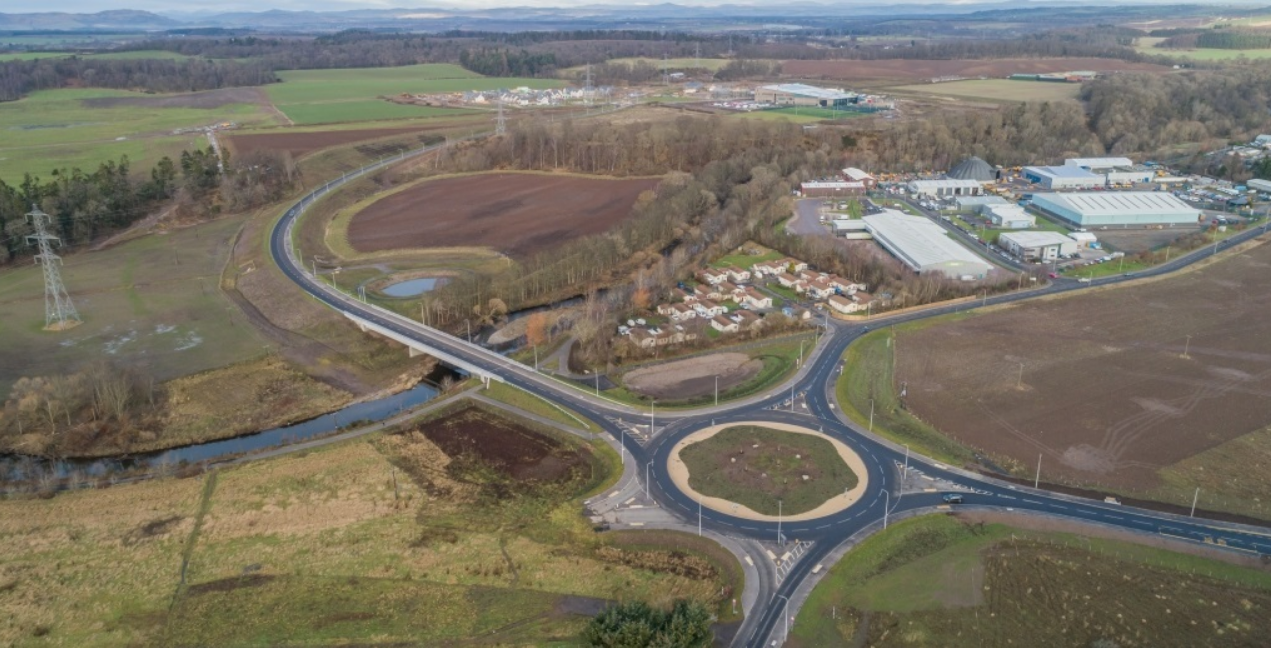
[1065,157,1154,185]
[1023,165,1102,190]
[863,210,993,279]
[1031,192,1202,227]
[755,83,853,107]
[908,179,984,198]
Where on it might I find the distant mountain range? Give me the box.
[0,3,1256,33]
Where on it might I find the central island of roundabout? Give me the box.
[668,422,869,520]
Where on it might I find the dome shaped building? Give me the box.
[946,156,997,182]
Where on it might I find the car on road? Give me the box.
[943,494,964,504]
[1078,277,1092,283]
[1048,272,1059,279]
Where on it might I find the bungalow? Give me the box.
[775,272,800,289]
[796,268,823,282]
[698,268,728,285]
[694,284,723,301]
[693,299,727,318]
[670,304,698,321]
[781,258,809,273]
[807,278,836,300]
[711,315,739,333]
[730,309,763,330]
[630,328,656,348]
[828,276,867,295]
[751,260,785,276]
[725,266,751,283]
[828,292,876,314]
[793,280,811,294]
[656,303,677,317]
[672,287,697,303]
[717,281,744,300]
[742,289,773,310]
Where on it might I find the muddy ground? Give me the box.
[82,87,271,110]
[227,124,455,160]
[346,173,659,259]
[623,352,762,400]
[895,239,1271,490]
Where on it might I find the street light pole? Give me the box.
[798,340,805,367]
[777,594,791,645]
[698,496,702,536]
[903,444,909,479]
[1183,335,1192,359]
[1190,487,1200,518]
[650,400,656,434]
[715,375,719,406]
[777,499,783,545]
[465,319,471,344]
[1035,453,1042,488]
[869,398,875,432]
[621,427,626,466]
[646,461,652,498]
[883,490,889,529]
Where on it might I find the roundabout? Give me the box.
[668,422,870,522]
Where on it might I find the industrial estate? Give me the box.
[5,4,1271,648]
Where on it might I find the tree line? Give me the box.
[0,146,298,264]
[0,56,275,102]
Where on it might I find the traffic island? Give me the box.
[669,422,869,521]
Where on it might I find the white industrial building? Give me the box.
[999,231,1079,261]
[907,179,984,198]
[1024,165,1103,190]
[1249,178,1271,193]
[800,180,865,196]
[863,210,993,279]
[983,204,1035,229]
[756,83,853,107]
[1065,157,1154,185]
[956,195,1008,211]
[1031,192,1201,227]
[843,167,877,188]
[832,219,872,239]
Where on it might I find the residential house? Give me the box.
[725,266,751,283]
[711,315,739,333]
[656,303,677,317]
[698,268,728,285]
[751,260,785,276]
[793,280,810,294]
[741,289,773,310]
[629,328,656,349]
[717,281,742,301]
[806,278,835,300]
[775,272,800,289]
[731,309,763,330]
[693,299,727,318]
[672,288,696,303]
[796,269,823,282]
[782,258,809,273]
[694,284,723,301]
[828,292,876,314]
[828,276,867,295]
[670,303,697,321]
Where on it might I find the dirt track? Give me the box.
[895,239,1271,490]
[785,57,1170,82]
[623,353,761,400]
[347,173,658,259]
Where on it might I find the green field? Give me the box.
[892,78,1082,103]
[562,57,733,74]
[0,214,268,397]
[0,88,278,182]
[1135,36,1271,60]
[767,106,874,120]
[792,515,1271,647]
[681,425,858,515]
[731,110,823,124]
[266,64,566,125]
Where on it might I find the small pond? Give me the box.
[381,276,448,297]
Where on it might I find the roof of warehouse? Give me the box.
[863,210,991,270]
[760,83,853,100]
[955,195,1009,206]
[1032,192,1199,216]
[1065,157,1135,169]
[909,178,983,189]
[1025,165,1100,179]
[1000,231,1077,247]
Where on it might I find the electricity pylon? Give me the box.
[495,98,507,136]
[26,206,81,331]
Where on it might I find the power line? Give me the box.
[495,97,507,136]
[25,205,81,331]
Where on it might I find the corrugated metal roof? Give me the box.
[1033,192,1198,217]
[908,179,982,190]
[1025,165,1100,180]
[863,210,991,273]
[761,83,853,101]
[1066,157,1134,169]
[1000,231,1076,248]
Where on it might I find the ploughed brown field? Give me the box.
[347,173,659,259]
[226,124,456,159]
[784,57,1170,82]
[894,241,1271,490]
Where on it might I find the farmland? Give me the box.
[266,64,564,125]
[0,403,739,646]
[891,78,1083,103]
[784,57,1170,83]
[1135,37,1271,60]
[791,514,1271,648]
[891,239,1271,519]
[346,172,660,259]
[0,87,278,182]
[680,425,859,516]
[226,121,475,160]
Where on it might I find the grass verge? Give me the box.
[480,380,599,433]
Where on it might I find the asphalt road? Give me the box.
[270,150,1271,647]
